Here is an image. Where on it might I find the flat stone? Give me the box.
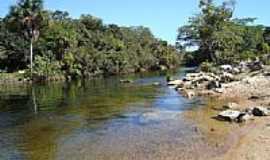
[218,110,241,121]
[167,80,183,86]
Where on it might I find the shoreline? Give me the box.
[173,63,270,160]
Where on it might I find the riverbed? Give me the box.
[0,68,238,160]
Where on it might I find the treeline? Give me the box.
[177,0,270,66]
[0,0,180,80]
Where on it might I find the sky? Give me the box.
[0,0,270,44]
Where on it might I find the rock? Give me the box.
[243,76,261,85]
[197,90,215,96]
[207,80,221,90]
[249,61,264,71]
[248,95,260,100]
[252,107,270,116]
[237,113,253,123]
[159,65,167,71]
[166,76,174,82]
[179,81,192,88]
[186,72,203,78]
[244,107,254,115]
[220,65,233,72]
[180,89,195,99]
[232,68,240,74]
[263,71,270,76]
[213,88,224,93]
[138,68,147,72]
[223,102,240,110]
[18,70,26,74]
[152,82,161,86]
[120,79,133,83]
[221,72,234,82]
[167,80,183,86]
[218,110,241,121]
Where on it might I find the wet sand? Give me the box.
[186,74,270,160]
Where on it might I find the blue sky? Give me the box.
[0,0,269,44]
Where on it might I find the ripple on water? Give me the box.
[0,68,231,160]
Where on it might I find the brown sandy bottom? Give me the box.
[52,109,237,160]
[184,97,263,160]
[185,93,270,160]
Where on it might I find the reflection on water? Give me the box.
[0,69,225,160]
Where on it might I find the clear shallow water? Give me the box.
[0,69,223,160]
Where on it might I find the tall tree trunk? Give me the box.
[30,38,33,76]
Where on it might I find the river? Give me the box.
[0,68,232,160]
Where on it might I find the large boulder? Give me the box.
[252,107,270,116]
[218,110,241,122]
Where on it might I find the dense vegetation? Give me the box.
[177,0,270,66]
[0,0,180,81]
[1,0,270,82]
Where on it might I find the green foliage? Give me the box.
[0,1,180,80]
[177,0,269,66]
[264,27,270,45]
[0,19,29,71]
[32,53,62,78]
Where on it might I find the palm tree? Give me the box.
[6,0,44,75]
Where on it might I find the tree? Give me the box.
[0,2,180,79]
[177,0,268,65]
[177,0,236,63]
[5,0,45,75]
[264,27,270,45]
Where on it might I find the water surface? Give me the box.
[0,69,228,160]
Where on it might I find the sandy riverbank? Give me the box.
[187,69,270,160]
[212,73,270,160]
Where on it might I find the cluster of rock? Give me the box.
[167,71,234,99]
[218,102,270,123]
[167,60,270,124]
[167,61,266,99]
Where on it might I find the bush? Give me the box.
[32,54,62,80]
